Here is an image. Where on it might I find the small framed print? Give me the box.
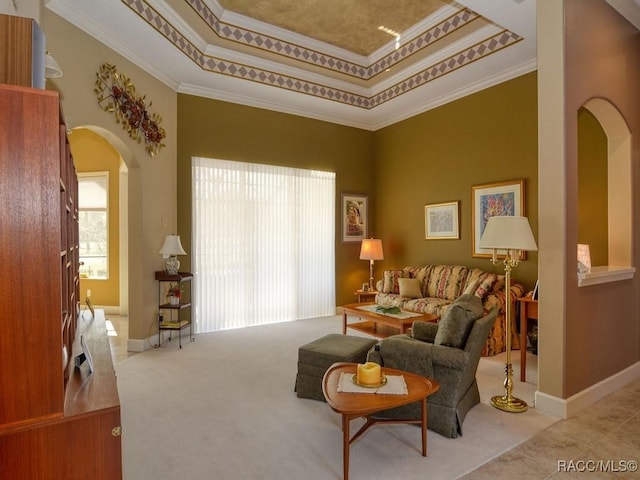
[342,193,367,243]
[424,201,459,239]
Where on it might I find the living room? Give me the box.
[1,0,639,478]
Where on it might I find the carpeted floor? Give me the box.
[115,315,557,480]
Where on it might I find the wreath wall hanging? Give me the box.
[95,63,166,157]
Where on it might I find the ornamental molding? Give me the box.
[94,63,166,157]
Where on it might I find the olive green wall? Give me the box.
[177,75,541,306]
[372,72,539,291]
[176,94,374,306]
[577,107,608,266]
[69,127,121,307]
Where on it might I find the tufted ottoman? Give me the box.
[295,334,378,401]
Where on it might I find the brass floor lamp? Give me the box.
[479,215,537,413]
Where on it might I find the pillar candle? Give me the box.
[357,362,381,386]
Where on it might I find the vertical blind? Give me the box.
[192,157,336,333]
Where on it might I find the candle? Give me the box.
[357,362,381,386]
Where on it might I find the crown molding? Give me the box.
[371,57,537,130]
[46,0,181,91]
[605,0,640,30]
[199,0,368,64]
[178,81,373,130]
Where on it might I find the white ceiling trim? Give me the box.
[179,0,482,81]
[605,0,640,30]
[46,0,182,91]
[202,0,369,64]
[369,56,537,131]
[45,0,538,131]
[372,23,505,93]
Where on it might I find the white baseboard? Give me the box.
[535,361,640,418]
[127,330,176,352]
[127,338,147,353]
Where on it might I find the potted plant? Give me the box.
[167,284,182,306]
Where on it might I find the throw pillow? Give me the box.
[398,278,422,298]
[463,270,499,299]
[434,293,484,348]
[382,270,406,294]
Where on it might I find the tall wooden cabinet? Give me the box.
[0,84,122,479]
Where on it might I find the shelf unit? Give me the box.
[0,83,122,479]
[155,271,195,348]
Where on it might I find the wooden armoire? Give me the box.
[0,83,123,479]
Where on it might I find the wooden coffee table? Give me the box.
[341,302,438,338]
[322,362,440,480]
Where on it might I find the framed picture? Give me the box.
[472,179,525,258]
[424,201,459,239]
[341,193,367,243]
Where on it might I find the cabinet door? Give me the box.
[0,85,64,428]
[0,408,122,480]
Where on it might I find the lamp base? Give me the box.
[165,256,180,275]
[491,394,528,413]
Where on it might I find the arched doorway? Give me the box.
[68,125,142,353]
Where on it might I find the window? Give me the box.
[192,157,336,333]
[78,172,109,279]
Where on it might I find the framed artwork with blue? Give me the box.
[472,179,525,258]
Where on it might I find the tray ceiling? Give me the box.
[46,0,539,129]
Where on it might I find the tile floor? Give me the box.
[462,379,640,479]
[107,315,640,479]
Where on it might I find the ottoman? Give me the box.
[295,334,378,401]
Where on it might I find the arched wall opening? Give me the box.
[577,98,635,286]
[69,125,141,328]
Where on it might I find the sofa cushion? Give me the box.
[398,278,422,298]
[463,269,500,299]
[425,265,470,300]
[403,297,452,316]
[434,294,484,348]
[382,270,406,293]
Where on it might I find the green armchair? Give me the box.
[366,294,498,438]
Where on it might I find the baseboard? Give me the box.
[535,361,640,418]
[127,338,146,353]
[127,331,171,352]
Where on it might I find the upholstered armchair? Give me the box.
[366,294,498,438]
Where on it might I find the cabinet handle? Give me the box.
[112,426,122,437]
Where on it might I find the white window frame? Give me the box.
[78,171,110,280]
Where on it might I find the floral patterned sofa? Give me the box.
[375,265,524,356]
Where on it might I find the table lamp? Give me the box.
[159,235,187,274]
[479,215,537,413]
[360,238,384,290]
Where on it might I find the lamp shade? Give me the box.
[159,235,187,258]
[360,238,384,260]
[479,216,538,251]
[45,52,63,78]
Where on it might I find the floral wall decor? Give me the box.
[94,63,166,157]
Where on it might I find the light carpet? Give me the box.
[115,315,558,480]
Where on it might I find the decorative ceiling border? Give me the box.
[122,0,522,110]
[184,0,482,81]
